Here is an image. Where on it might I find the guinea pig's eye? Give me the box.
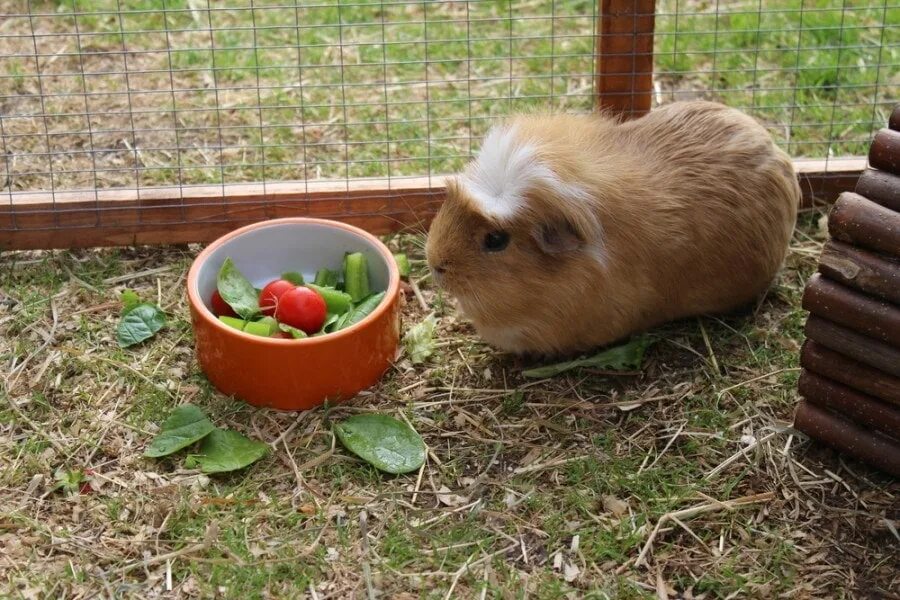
[483,230,510,252]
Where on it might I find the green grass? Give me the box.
[1,2,899,597]
[2,0,894,193]
[1,226,897,600]
[656,0,899,157]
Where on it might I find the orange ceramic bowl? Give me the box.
[186,218,401,411]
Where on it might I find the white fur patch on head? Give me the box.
[458,124,589,220]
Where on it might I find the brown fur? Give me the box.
[425,101,801,356]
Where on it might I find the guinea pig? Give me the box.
[425,100,800,356]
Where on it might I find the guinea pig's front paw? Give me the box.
[476,325,532,355]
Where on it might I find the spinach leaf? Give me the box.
[278,323,308,339]
[522,336,652,378]
[337,291,386,331]
[334,414,425,474]
[217,257,260,320]
[281,271,305,285]
[117,303,166,347]
[144,404,215,458]
[185,429,269,474]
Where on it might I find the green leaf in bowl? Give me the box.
[217,257,260,320]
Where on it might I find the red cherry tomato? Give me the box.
[211,290,238,317]
[259,279,297,317]
[275,287,327,334]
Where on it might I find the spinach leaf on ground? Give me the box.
[522,336,653,378]
[334,414,426,474]
[185,429,269,474]
[144,404,216,458]
[117,303,166,347]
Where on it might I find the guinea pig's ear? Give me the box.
[532,218,582,254]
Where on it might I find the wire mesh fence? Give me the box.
[0,0,897,249]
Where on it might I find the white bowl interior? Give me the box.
[195,221,391,316]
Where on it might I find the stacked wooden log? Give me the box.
[794,104,900,478]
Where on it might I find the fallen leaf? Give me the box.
[143,404,215,458]
[403,314,438,364]
[436,485,468,507]
[117,303,166,347]
[333,413,426,475]
[602,494,628,517]
[184,429,268,474]
[523,336,652,378]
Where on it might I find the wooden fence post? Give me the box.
[596,0,656,118]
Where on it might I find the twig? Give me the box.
[512,455,588,475]
[69,301,119,316]
[103,266,173,285]
[6,298,59,392]
[716,368,800,399]
[697,319,720,375]
[640,422,686,474]
[705,430,779,480]
[411,456,426,506]
[113,523,218,575]
[296,435,336,473]
[444,543,517,600]
[633,491,775,568]
[359,510,376,600]
[409,277,429,312]
[270,412,308,449]
[3,389,65,453]
[656,568,668,600]
[283,438,305,496]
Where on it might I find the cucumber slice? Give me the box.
[343,252,370,303]
[243,317,278,337]
[314,268,341,288]
[218,316,246,331]
[306,283,352,315]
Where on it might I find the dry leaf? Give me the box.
[617,401,644,412]
[436,485,468,507]
[602,494,628,517]
[519,447,543,467]
[563,561,580,582]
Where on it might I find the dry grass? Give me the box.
[1,212,898,599]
